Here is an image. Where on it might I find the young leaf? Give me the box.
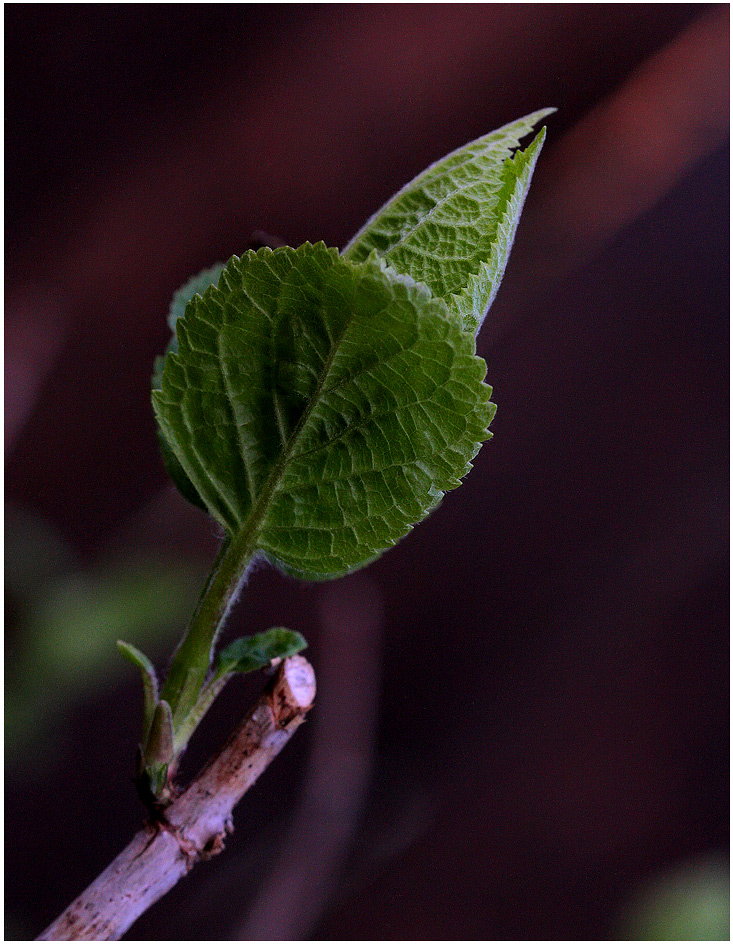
[153,242,494,578]
[215,628,307,677]
[168,628,308,757]
[117,640,159,741]
[142,699,174,774]
[141,700,174,801]
[153,264,226,509]
[343,109,554,333]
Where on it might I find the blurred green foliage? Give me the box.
[6,505,205,764]
[618,856,729,940]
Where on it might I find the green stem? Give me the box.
[172,673,232,756]
[159,343,321,737]
[161,527,257,727]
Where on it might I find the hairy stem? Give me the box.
[37,656,316,942]
[172,672,232,756]
[161,529,257,727]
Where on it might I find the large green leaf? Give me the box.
[343,109,553,333]
[153,242,494,578]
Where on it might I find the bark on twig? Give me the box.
[37,656,316,942]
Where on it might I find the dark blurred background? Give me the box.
[5,4,729,940]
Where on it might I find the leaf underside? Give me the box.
[343,109,553,333]
[153,243,494,578]
[153,265,227,509]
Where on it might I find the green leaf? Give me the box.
[216,627,307,677]
[117,641,159,741]
[153,242,494,578]
[168,264,228,334]
[141,699,174,803]
[142,699,174,767]
[144,762,170,802]
[343,109,554,333]
[169,627,308,756]
[153,264,227,510]
[152,264,227,392]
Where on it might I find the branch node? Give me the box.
[37,656,316,942]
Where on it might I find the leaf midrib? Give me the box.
[343,121,532,257]
[451,151,526,292]
[229,301,353,553]
[384,167,505,257]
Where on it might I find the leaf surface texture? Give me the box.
[153,243,494,577]
[343,109,553,332]
[216,628,307,676]
[153,264,227,509]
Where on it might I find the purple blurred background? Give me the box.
[6,5,728,940]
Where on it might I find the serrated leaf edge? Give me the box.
[454,126,547,332]
[343,110,554,331]
[343,108,554,255]
[154,244,494,564]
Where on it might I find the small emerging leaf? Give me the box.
[145,762,170,801]
[142,699,174,768]
[343,109,553,333]
[117,640,159,740]
[142,699,173,803]
[216,627,307,677]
